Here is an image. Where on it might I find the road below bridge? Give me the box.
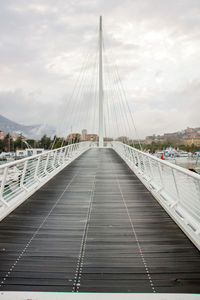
[0,148,200,293]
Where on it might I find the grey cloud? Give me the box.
[1,0,200,138]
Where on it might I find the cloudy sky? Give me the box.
[1,0,200,138]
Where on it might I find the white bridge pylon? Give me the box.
[54,15,141,149]
[98,16,104,148]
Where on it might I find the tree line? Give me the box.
[1,133,199,153]
[0,134,81,153]
[132,142,200,153]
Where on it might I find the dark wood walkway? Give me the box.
[0,148,200,293]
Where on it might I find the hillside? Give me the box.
[0,114,55,139]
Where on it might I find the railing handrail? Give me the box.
[0,141,91,221]
[0,142,90,170]
[112,141,200,180]
[111,141,200,250]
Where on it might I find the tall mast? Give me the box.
[99,16,103,147]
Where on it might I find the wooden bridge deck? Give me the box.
[0,148,200,294]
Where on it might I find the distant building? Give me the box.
[128,139,145,145]
[85,134,98,142]
[66,132,98,142]
[0,131,18,141]
[184,133,200,146]
[144,136,153,144]
[0,131,6,140]
[82,129,87,141]
[144,126,200,145]
[116,136,129,143]
[104,137,113,142]
[163,133,177,138]
[187,133,199,139]
[12,135,19,142]
[66,133,81,142]
[185,127,194,134]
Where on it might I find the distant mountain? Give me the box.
[0,114,56,139]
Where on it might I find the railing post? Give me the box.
[131,149,136,167]
[34,156,41,181]
[158,162,164,192]
[130,148,134,165]
[127,147,132,163]
[58,148,64,165]
[124,145,127,160]
[148,156,154,182]
[62,146,68,163]
[124,145,128,160]
[170,169,180,208]
[74,144,78,157]
[44,153,50,174]
[71,144,75,158]
[0,167,9,207]
[52,150,57,169]
[75,143,78,155]
[143,154,151,179]
[20,161,28,191]
[136,152,142,171]
[66,147,70,160]
[68,145,72,159]
[140,153,146,174]
[131,149,137,170]
[120,144,124,158]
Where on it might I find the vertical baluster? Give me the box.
[0,167,9,207]
[170,168,180,207]
[140,153,146,173]
[20,161,28,191]
[63,146,68,163]
[148,156,154,182]
[136,151,141,171]
[52,150,57,169]
[158,162,164,192]
[44,153,50,174]
[69,145,73,160]
[34,156,41,181]
[132,149,137,167]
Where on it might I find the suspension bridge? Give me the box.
[0,17,200,299]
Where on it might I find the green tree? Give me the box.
[3,134,14,152]
[73,134,80,144]
[39,135,52,149]
[54,137,64,148]
[14,137,24,151]
[26,139,38,148]
[0,139,3,152]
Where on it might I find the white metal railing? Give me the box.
[0,142,91,221]
[111,141,200,250]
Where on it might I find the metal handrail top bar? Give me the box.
[115,142,200,180]
[0,141,91,222]
[0,142,89,170]
[112,141,200,250]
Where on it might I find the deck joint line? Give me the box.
[72,171,96,293]
[0,172,79,289]
[114,160,156,293]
